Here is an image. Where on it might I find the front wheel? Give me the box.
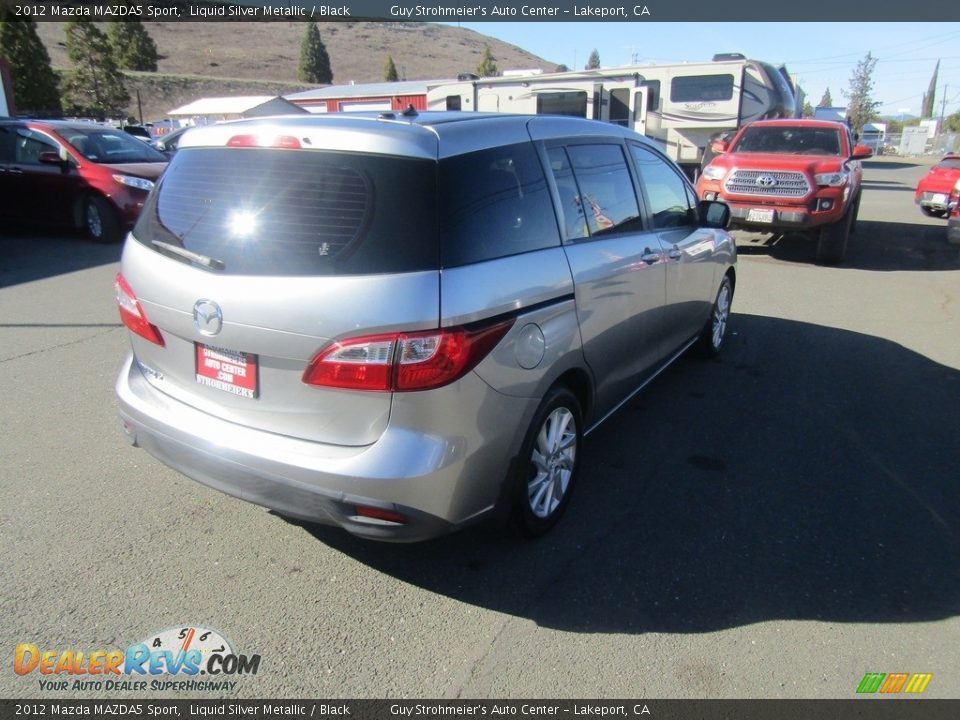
[693,275,734,358]
[513,386,583,538]
[920,206,948,219]
[84,195,121,243]
[816,207,853,265]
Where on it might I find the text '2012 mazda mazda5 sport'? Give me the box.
[115,112,736,542]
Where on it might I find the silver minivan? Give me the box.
[115,112,736,541]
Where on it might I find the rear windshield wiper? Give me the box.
[151,240,226,272]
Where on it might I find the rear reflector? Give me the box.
[115,273,164,346]
[354,505,407,525]
[303,318,515,392]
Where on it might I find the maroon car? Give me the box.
[0,119,167,243]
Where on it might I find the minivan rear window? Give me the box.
[135,148,438,276]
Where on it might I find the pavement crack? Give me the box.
[0,326,123,365]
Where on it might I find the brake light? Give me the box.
[115,273,164,346]
[302,318,514,392]
[226,134,302,149]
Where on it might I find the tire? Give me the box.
[512,386,583,538]
[693,275,733,358]
[84,195,121,243]
[920,206,947,219]
[816,205,853,265]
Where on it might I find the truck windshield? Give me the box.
[733,127,842,156]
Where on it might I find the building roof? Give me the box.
[168,96,302,117]
[286,79,452,102]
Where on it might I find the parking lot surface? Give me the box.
[1,157,958,699]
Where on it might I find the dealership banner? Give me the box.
[2,700,960,719]
[9,0,960,22]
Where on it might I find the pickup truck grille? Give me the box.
[724,170,810,197]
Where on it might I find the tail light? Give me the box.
[302,318,515,392]
[115,273,164,346]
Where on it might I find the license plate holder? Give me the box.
[931,193,947,204]
[747,208,775,223]
[195,343,259,399]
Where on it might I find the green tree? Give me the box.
[383,55,399,82]
[107,19,158,72]
[0,13,61,116]
[945,110,960,134]
[843,52,881,137]
[818,87,833,108]
[63,20,129,118]
[298,21,332,84]
[476,45,498,77]
[585,49,601,70]
[554,64,570,73]
[802,100,814,118]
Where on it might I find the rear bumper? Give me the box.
[115,353,534,542]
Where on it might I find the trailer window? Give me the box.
[445,95,462,111]
[609,89,630,126]
[536,91,588,118]
[670,74,734,103]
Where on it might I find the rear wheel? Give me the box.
[84,195,121,243]
[513,386,583,538]
[920,206,947,219]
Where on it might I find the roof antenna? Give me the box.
[402,104,418,117]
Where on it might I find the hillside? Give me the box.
[34,22,558,121]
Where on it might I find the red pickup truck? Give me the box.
[696,119,873,264]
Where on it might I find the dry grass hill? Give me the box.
[34,22,557,121]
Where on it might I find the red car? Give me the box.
[915,153,960,218]
[696,119,873,264]
[947,177,960,245]
[0,119,167,243]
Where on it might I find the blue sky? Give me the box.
[443,22,960,119]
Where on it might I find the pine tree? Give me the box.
[0,13,61,116]
[298,22,332,84]
[63,20,129,118]
[843,52,881,137]
[922,60,939,118]
[554,64,570,73]
[818,87,833,108]
[476,45,498,78]
[383,55,399,82]
[585,49,601,70]
[107,20,158,72]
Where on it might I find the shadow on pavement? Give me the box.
[735,220,960,271]
[0,230,122,288]
[298,315,960,634]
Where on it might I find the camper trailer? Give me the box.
[426,55,797,175]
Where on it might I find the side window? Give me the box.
[547,147,589,241]
[629,143,696,230]
[670,74,734,103]
[439,142,560,267]
[563,144,641,238]
[14,128,58,165]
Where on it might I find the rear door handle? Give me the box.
[640,248,661,265]
[668,247,683,260]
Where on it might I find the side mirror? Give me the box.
[38,151,69,170]
[851,144,873,160]
[710,139,729,155]
[699,200,730,229]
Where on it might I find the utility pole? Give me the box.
[939,84,949,133]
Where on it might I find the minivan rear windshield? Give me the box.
[134,147,438,276]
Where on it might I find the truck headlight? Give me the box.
[814,171,848,187]
[702,166,726,181]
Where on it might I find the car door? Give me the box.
[0,122,20,222]
[546,140,668,418]
[11,127,78,227]
[629,141,719,355]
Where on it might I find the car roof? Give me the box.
[745,118,849,131]
[175,111,646,160]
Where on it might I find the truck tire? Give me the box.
[816,205,853,265]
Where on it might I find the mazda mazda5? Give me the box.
[115,112,736,541]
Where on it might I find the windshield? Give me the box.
[60,126,167,164]
[733,126,842,156]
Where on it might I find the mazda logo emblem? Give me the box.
[756,175,778,188]
[193,299,223,336]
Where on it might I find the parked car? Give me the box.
[122,124,153,142]
[948,177,960,245]
[115,112,736,542]
[696,119,873,264]
[0,119,168,242]
[914,153,960,218]
[149,126,189,158]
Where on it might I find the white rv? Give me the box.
[426,55,797,174]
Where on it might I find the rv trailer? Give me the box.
[426,55,798,175]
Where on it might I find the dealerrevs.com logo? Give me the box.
[14,626,261,693]
[856,672,933,695]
